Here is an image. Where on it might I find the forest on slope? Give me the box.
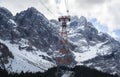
[0,66,118,77]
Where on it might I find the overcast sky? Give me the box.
[0,0,120,38]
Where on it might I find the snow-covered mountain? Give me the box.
[0,7,57,72]
[67,16,120,75]
[68,16,120,75]
[0,7,120,76]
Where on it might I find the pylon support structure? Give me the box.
[57,16,71,66]
[56,16,75,77]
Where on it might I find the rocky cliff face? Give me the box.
[67,16,120,75]
[0,42,14,69]
[0,7,58,72]
[0,7,15,40]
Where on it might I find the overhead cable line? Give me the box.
[64,0,69,15]
[39,0,57,17]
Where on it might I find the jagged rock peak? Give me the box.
[71,16,79,21]
[14,7,49,26]
[0,7,13,18]
[15,7,45,18]
[79,16,87,22]
[24,7,40,14]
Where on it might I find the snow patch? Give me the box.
[74,41,110,64]
[0,39,56,73]
[95,67,102,71]
[8,19,17,27]
[61,71,74,77]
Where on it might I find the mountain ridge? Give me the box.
[0,7,120,76]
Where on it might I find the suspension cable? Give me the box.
[64,0,69,15]
[38,0,57,17]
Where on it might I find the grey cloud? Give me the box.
[108,4,120,26]
[55,0,61,4]
[41,0,49,4]
[75,0,108,9]
[0,0,47,12]
[79,0,105,4]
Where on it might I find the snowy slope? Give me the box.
[0,7,58,73]
[68,16,120,66]
[68,16,120,76]
[0,39,56,73]
[72,39,112,62]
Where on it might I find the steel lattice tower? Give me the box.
[57,16,71,66]
[56,15,75,77]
